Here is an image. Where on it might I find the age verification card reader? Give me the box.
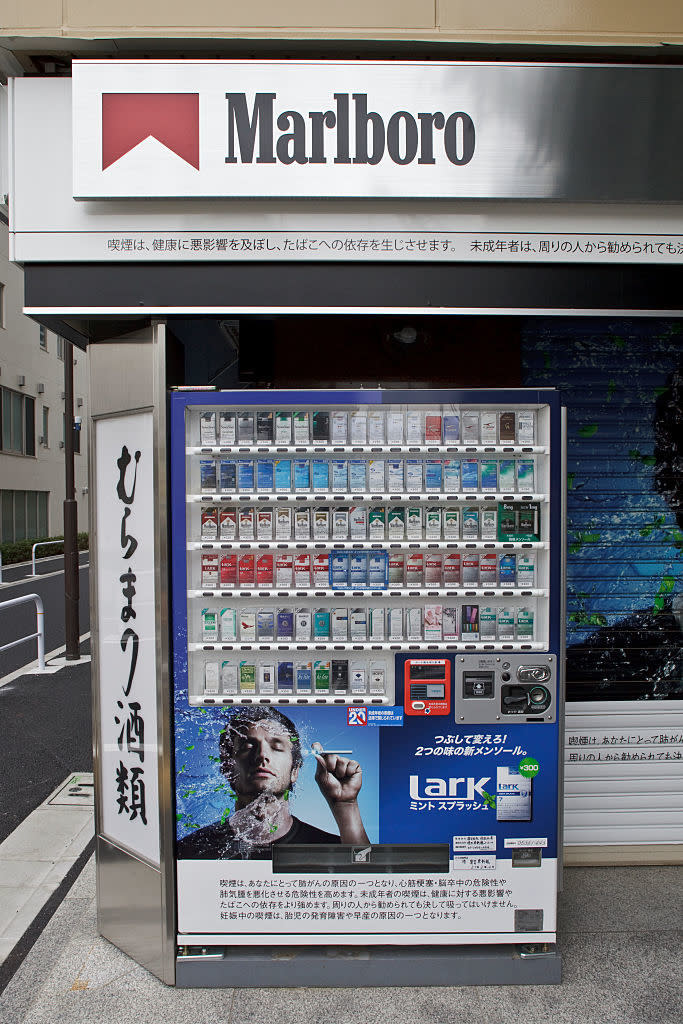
[404,658,451,715]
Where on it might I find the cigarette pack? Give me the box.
[516,459,535,493]
[481,508,497,540]
[295,609,312,641]
[425,507,442,540]
[516,410,535,444]
[312,459,329,491]
[461,458,479,491]
[386,411,404,444]
[443,459,461,492]
[405,411,422,444]
[350,552,368,590]
[461,604,480,640]
[497,503,517,539]
[480,412,498,444]
[479,552,498,586]
[237,460,253,491]
[462,554,479,585]
[238,507,255,540]
[497,606,515,641]
[367,459,385,491]
[350,411,367,444]
[219,459,236,493]
[425,460,443,492]
[313,507,330,540]
[256,411,273,443]
[462,507,479,539]
[367,410,385,444]
[256,459,274,491]
[201,553,219,588]
[442,414,460,443]
[388,553,405,586]
[239,662,256,693]
[388,607,403,640]
[369,664,386,695]
[275,506,292,539]
[275,553,294,588]
[443,508,460,540]
[349,506,367,539]
[332,660,349,692]
[237,553,255,587]
[239,612,256,641]
[259,664,275,694]
[200,459,218,492]
[256,609,275,641]
[277,609,294,640]
[257,509,274,540]
[294,553,311,588]
[369,607,385,640]
[332,608,349,640]
[498,553,517,585]
[256,553,274,588]
[201,608,218,642]
[237,413,254,443]
[424,412,442,443]
[480,606,497,639]
[313,552,329,587]
[311,411,330,442]
[277,662,294,693]
[517,553,536,588]
[330,552,350,588]
[443,552,461,586]
[274,411,292,444]
[348,459,367,492]
[388,506,405,539]
[386,460,404,492]
[330,411,348,443]
[425,553,442,586]
[200,412,216,445]
[350,608,367,640]
[443,606,458,640]
[296,662,313,693]
[201,506,218,540]
[498,411,516,443]
[496,767,532,821]
[424,604,443,641]
[218,411,236,446]
[517,502,540,539]
[219,553,236,587]
[350,663,366,694]
[221,661,238,695]
[498,459,516,492]
[293,411,310,444]
[220,607,237,641]
[480,459,498,491]
[406,552,424,587]
[313,610,330,640]
[294,508,311,540]
[331,460,348,491]
[275,459,292,492]
[204,661,220,695]
[314,661,331,692]
[516,608,535,640]
[406,607,422,639]
[368,551,388,589]
[368,506,386,539]
[461,411,480,443]
[332,507,349,540]
[406,459,423,492]
[219,507,237,540]
[406,506,422,539]
[294,459,311,491]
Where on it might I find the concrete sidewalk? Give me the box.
[0,855,681,1024]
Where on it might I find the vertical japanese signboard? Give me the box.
[96,412,160,867]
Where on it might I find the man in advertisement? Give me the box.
[177,706,369,859]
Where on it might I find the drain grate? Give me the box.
[47,772,94,806]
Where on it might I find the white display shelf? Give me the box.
[189,641,544,652]
[189,540,548,551]
[188,492,548,503]
[188,588,547,599]
[189,694,392,707]
[187,444,547,456]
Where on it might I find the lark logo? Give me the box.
[101,93,200,170]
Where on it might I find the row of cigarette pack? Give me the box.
[203,658,388,697]
[198,408,536,447]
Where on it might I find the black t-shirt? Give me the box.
[177,814,340,860]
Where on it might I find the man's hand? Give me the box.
[313,751,363,806]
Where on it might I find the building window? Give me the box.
[41,406,49,447]
[0,387,35,456]
[39,325,48,350]
[0,490,49,543]
[57,336,64,360]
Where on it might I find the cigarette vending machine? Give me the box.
[170,388,564,985]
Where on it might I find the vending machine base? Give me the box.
[176,943,562,988]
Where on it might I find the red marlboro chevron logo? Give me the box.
[102,93,200,170]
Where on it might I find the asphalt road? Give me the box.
[0,552,90,677]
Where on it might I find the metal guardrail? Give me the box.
[31,540,64,577]
[0,593,46,672]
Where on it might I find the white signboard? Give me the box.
[96,412,160,866]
